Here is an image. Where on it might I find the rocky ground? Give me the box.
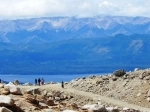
[0,68,150,112]
[67,68,150,108]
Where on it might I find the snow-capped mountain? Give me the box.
[0,15,150,43]
[0,15,150,74]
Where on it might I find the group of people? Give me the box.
[35,78,65,88]
[35,78,44,86]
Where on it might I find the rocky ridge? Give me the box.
[67,68,150,109]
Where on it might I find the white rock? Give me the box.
[43,109,55,112]
[134,68,140,71]
[106,107,114,112]
[0,107,13,112]
[147,97,150,102]
[4,83,15,89]
[137,93,141,97]
[82,104,98,109]
[23,83,31,86]
[55,97,60,101]
[9,86,22,95]
[4,84,22,95]
[82,104,104,110]
[0,95,14,106]
[123,107,130,110]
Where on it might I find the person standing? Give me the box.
[41,78,44,85]
[61,81,64,88]
[38,78,41,86]
[35,79,37,85]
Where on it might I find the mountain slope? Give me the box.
[0,16,150,43]
[0,15,150,74]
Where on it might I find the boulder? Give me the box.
[0,95,14,106]
[113,69,126,77]
[0,84,4,88]
[26,87,40,95]
[9,86,22,95]
[4,83,15,89]
[1,88,10,95]
[4,83,22,95]
[0,107,13,112]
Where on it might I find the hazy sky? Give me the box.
[0,0,149,19]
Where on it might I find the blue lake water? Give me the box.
[0,73,108,84]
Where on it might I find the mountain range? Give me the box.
[0,15,150,74]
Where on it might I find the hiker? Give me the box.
[35,79,37,85]
[38,78,41,86]
[41,78,44,85]
[0,79,1,83]
[61,81,64,88]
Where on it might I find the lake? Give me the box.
[0,73,109,84]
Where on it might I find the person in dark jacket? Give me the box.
[61,81,64,88]
[38,78,41,86]
[35,79,37,85]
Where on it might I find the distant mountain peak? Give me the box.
[0,15,150,43]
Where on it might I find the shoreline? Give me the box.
[0,73,110,84]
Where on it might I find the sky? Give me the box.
[0,0,150,20]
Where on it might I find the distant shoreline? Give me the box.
[0,73,109,84]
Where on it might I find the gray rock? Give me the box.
[26,87,40,95]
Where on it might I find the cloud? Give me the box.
[120,2,150,17]
[0,0,150,19]
[98,1,119,15]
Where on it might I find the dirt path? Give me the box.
[39,83,149,112]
